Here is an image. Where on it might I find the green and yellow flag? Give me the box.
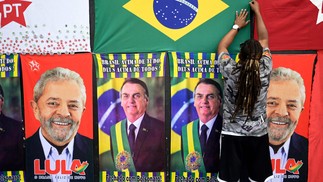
[94,0,251,53]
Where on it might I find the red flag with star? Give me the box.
[257,0,323,50]
[0,0,31,27]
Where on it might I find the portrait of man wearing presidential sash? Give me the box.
[108,78,165,172]
[171,78,223,174]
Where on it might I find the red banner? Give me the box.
[21,53,94,182]
[270,54,315,181]
[309,50,323,182]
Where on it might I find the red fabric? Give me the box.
[272,54,316,138]
[258,0,323,50]
[20,54,93,139]
[309,50,323,182]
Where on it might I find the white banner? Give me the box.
[0,0,90,54]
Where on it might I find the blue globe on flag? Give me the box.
[98,88,126,135]
[171,87,198,135]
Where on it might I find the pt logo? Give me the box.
[0,0,32,28]
[272,158,303,174]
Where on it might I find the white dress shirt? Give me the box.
[268,138,291,182]
[39,128,74,182]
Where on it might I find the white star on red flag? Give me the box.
[28,60,39,71]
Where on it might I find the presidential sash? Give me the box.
[110,120,136,172]
[182,120,206,173]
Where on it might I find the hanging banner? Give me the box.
[259,0,323,50]
[268,54,316,181]
[95,52,166,181]
[0,54,24,180]
[309,50,323,182]
[94,52,165,79]
[21,53,94,182]
[94,0,250,54]
[169,51,223,181]
[169,52,220,78]
[0,0,90,54]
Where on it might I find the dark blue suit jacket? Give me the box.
[0,114,24,171]
[203,115,222,173]
[180,115,223,173]
[25,129,94,182]
[284,133,308,182]
[109,113,165,172]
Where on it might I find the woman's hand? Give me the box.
[250,0,260,14]
[234,9,250,30]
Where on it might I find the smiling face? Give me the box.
[194,83,221,123]
[266,80,303,145]
[120,82,148,122]
[31,80,85,146]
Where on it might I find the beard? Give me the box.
[267,116,297,143]
[40,116,79,143]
